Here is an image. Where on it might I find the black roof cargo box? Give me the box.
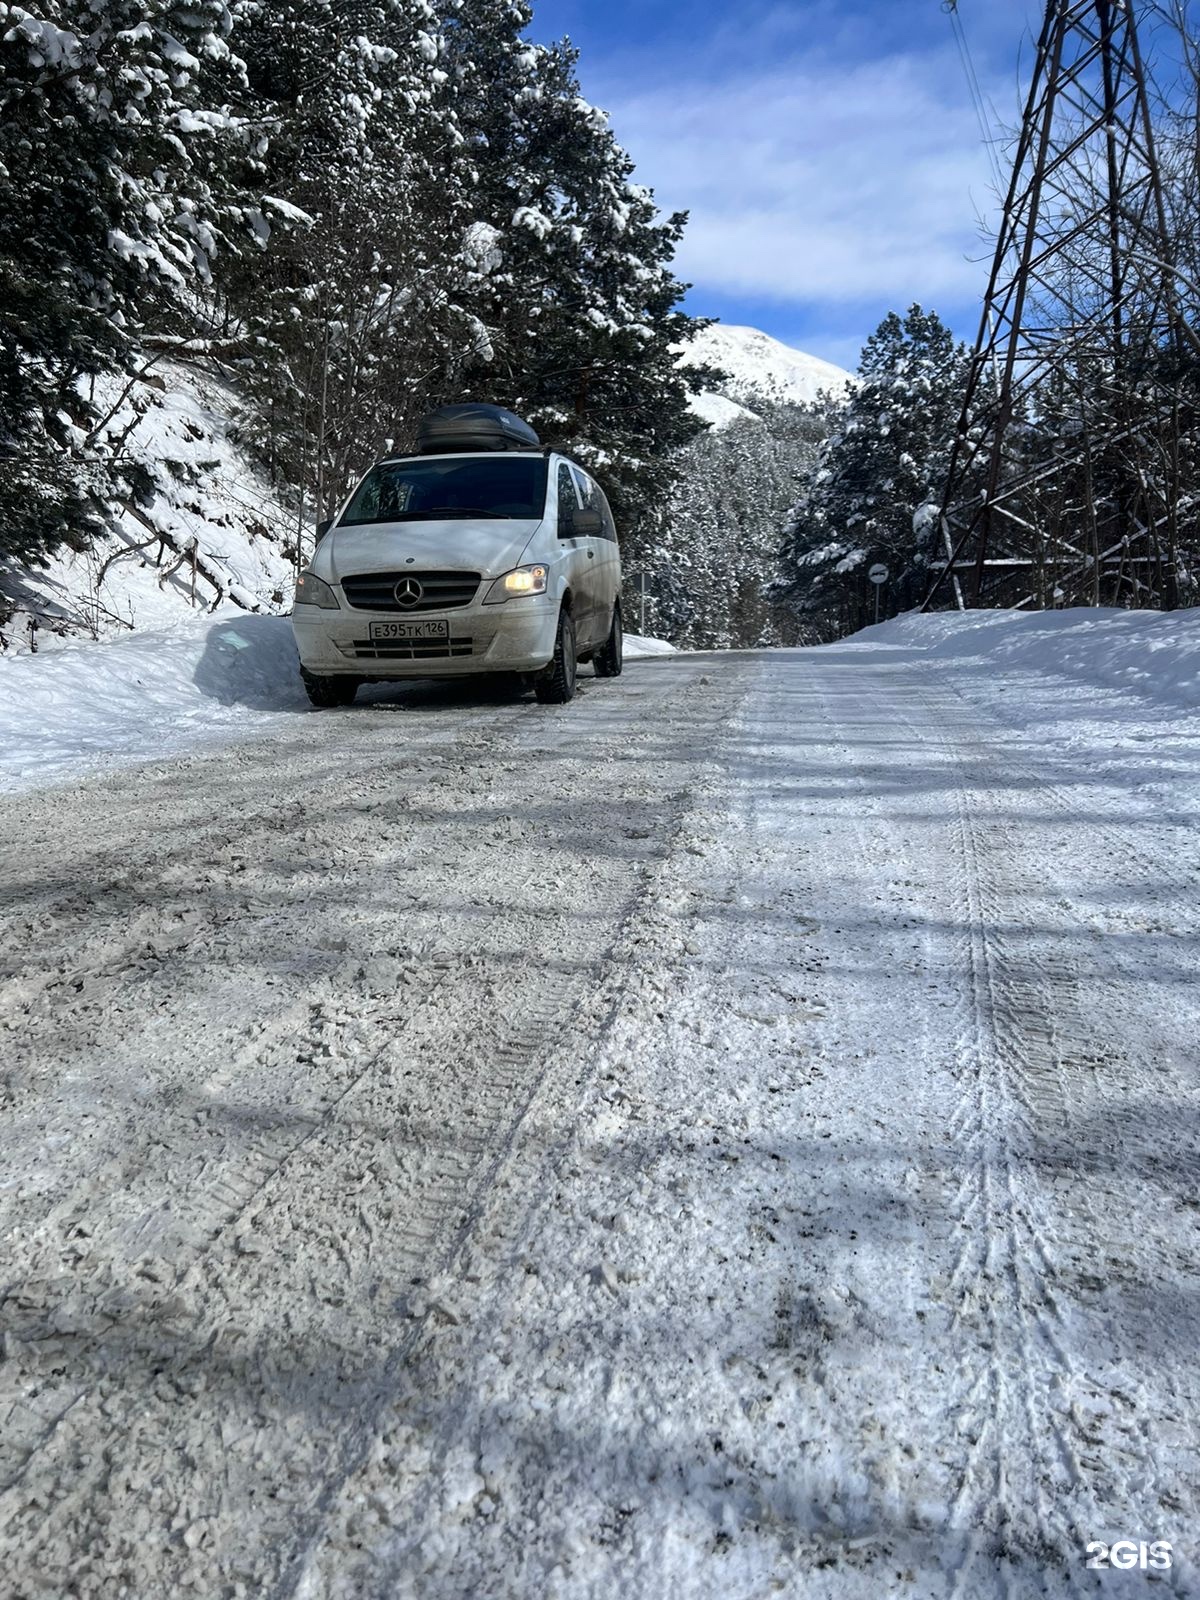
[417,403,540,455]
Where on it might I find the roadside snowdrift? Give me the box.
[0,616,307,792]
[853,606,1200,709]
[625,632,678,659]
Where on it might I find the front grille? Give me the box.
[341,570,481,613]
[349,637,475,660]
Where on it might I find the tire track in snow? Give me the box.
[277,663,756,1600]
[2,953,583,1592]
[937,761,1084,1597]
[928,671,1200,920]
[0,693,543,1209]
[913,683,1199,1599]
[0,657,757,1598]
[0,698,548,1518]
[820,668,1124,1594]
[791,672,938,1559]
[887,675,1197,1599]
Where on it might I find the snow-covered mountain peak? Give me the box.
[679,324,853,416]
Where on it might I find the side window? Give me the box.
[572,468,617,542]
[595,486,618,544]
[571,465,595,515]
[557,463,578,537]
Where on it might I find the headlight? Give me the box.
[483,565,549,604]
[295,571,340,609]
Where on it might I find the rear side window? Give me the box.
[571,466,618,543]
[595,486,618,544]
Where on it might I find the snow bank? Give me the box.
[851,607,1200,709]
[0,615,306,793]
[625,633,677,660]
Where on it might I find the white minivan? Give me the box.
[291,405,623,708]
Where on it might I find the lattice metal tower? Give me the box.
[926,0,1197,611]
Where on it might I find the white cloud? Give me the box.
[602,49,1003,312]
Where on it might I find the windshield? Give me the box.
[339,457,549,527]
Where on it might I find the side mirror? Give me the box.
[565,507,603,538]
[315,518,333,543]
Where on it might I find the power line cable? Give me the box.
[944,0,1007,193]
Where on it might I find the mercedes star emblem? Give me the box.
[394,577,423,608]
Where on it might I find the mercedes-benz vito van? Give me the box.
[291,405,623,708]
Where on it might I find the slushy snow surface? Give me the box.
[0,610,1196,1599]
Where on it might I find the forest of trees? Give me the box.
[0,0,712,577]
[650,397,835,650]
[5,2,1200,652]
[772,307,970,642]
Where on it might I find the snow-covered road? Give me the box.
[1,638,1197,1598]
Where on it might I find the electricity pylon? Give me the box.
[926,0,1197,611]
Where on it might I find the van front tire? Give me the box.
[302,669,359,709]
[535,608,578,704]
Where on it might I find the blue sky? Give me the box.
[525,0,1051,371]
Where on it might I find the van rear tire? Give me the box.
[535,609,578,704]
[594,601,623,678]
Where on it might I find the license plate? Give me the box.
[369,619,449,643]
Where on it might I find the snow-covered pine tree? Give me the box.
[440,0,709,561]
[775,305,968,637]
[650,400,831,649]
[2,0,714,579]
[228,0,477,525]
[0,0,255,562]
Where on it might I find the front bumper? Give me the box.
[292,597,559,678]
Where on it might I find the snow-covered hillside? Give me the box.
[0,364,297,657]
[679,323,853,427]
